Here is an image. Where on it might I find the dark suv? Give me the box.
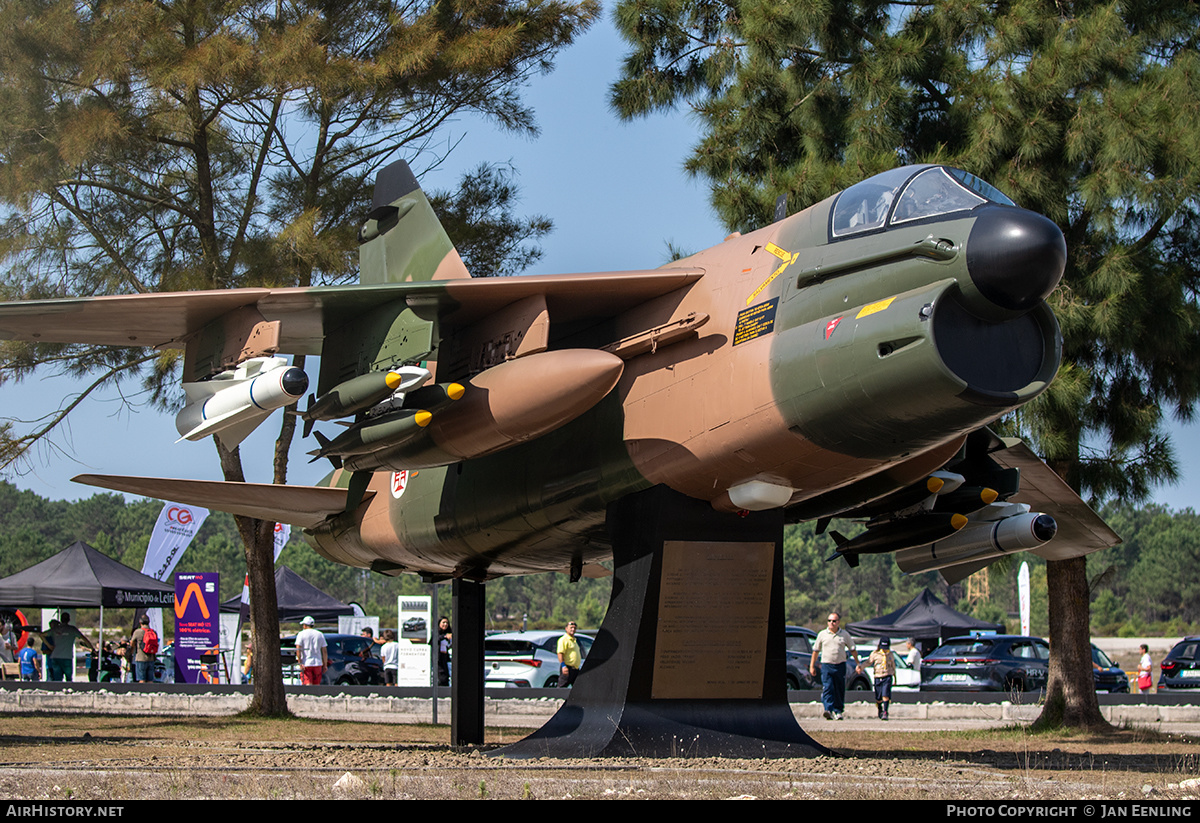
[1159,637,1200,690]
[921,634,1049,692]
[1092,644,1129,693]
[785,626,871,691]
[282,634,385,686]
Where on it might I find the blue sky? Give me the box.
[4,12,1198,513]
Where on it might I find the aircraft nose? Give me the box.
[965,206,1066,317]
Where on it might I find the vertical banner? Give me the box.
[1018,561,1031,637]
[398,596,432,687]
[144,501,209,673]
[144,502,210,581]
[174,572,220,684]
[273,522,291,562]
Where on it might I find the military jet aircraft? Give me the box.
[0,161,1117,755]
[0,160,1113,582]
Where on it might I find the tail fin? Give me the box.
[826,531,860,567]
[358,159,471,284]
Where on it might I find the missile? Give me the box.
[827,512,969,567]
[302,365,431,435]
[307,382,466,466]
[176,356,308,447]
[930,486,999,515]
[893,510,1058,575]
[339,348,624,472]
[312,408,433,461]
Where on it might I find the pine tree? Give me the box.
[0,0,597,714]
[613,0,1200,729]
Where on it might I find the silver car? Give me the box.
[483,630,593,688]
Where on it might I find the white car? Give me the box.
[483,630,593,688]
[857,642,922,691]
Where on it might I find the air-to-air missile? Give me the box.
[174,356,308,446]
[894,504,1059,576]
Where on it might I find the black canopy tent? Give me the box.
[0,540,174,609]
[219,565,354,623]
[0,540,175,669]
[847,588,1004,648]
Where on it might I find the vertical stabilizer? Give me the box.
[358,159,471,284]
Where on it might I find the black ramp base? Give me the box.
[497,485,830,758]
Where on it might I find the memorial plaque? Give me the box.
[652,541,774,699]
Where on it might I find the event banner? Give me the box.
[144,502,210,582]
[174,572,220,684]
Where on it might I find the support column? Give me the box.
[451,578,485,747]
[498,485,828,758]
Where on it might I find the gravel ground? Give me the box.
[0,714,1197,800]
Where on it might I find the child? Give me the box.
[18,636,40,682]
[868,638,896,720]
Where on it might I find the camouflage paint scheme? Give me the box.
[0,162,1112,582]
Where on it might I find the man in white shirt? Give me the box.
[905,638,922,675]
[809,612,861,720]
[295,615,328,686]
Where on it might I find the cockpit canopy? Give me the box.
[830,166,1015,239]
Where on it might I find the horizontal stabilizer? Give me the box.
[72,474,371,529]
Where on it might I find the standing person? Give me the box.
[437,618,452,687]
[380,630,400,686]
[17,637,40,681]
[0,621,17,664]
[129,615,157,683]
[295,616,328,686]
[809,612,861,720]
[557,621,582,687]
[242,640,253,685]
[1137,644,1154,694]
[868,638,896,720]
[114,639,131,683]
[904,638,922,677]
[47,613,94,682]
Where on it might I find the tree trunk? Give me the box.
[241,516,288,716]
[217,440,289,716]
[1032,555,1108,731]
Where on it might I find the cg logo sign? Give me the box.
[167,506,194,525]
[391,471,409,499]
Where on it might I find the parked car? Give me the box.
[920,634,1049,692]
[785,626,817,690]
[1159,637,1200,690]
[484,630,593,688]
[1091,644,1129,693]
[281,633,385,686]
[784,626,871,691]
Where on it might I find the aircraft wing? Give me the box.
[0,269,704,355]
[73,474,368,529]
[991,441,1122,560]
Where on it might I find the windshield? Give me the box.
[929,640,996,657]
[831,165,1014,238]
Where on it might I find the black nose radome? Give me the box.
[967,206,1066,314]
